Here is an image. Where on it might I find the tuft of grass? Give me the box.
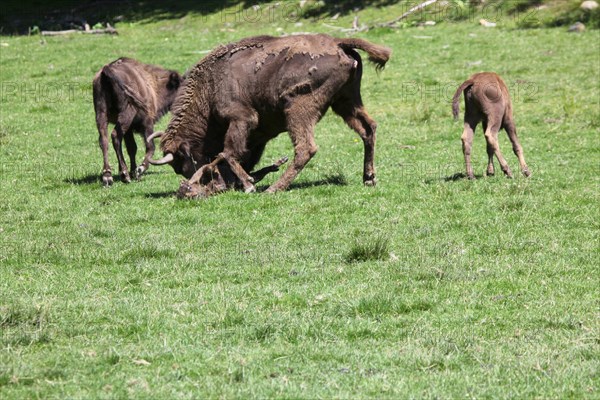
[345,234,390,263]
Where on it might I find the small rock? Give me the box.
[466,60,483,67]
[568,22,586,32]
[479,19,496,28]
[581,1,599,11]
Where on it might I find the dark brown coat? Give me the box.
[93,57,182,185]
[452,72,530,179]
[150,34,391,193]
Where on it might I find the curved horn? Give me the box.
[146,131,164,144]
[149,153,174,165]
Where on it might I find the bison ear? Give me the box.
[167,72,182,90]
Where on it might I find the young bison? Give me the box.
[452,72,531,179]
[176,156,289,199]
[93,57,182,186]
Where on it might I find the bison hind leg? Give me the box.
[332,100,377,186]
[95,107,113,186]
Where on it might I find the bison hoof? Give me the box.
[244,185,256,194]
[364,178,377,187]
[121,174,131,184]
[135,166,146,180]
[102,175,113,187]
[275,156,289,167]
[523,169,531,178]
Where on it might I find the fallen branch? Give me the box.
[323,0,439,33]
[378,0,438,28]
[42,23,117,36]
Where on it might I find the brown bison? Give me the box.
[93,57,183,186]
[176,156,289,199]
[149,34,391,194]
[452,72,531,179]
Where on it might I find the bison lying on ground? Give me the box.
[452,72,531,179]
[176,156,289,199]
[149,34,391,194]
[93,57,183,186]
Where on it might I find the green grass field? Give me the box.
[1,1,599,398]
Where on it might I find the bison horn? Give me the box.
[146,131,164,143]
[149,153,174,165]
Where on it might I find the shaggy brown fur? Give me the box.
[150,34,391,193]
[452,72,531,179]
[93,57,182,185]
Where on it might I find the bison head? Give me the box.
[147,134,203,179]
[176,167,228,200]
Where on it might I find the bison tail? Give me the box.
[101,66,149,114]
[452,79,474,120]
[336,38,391,71]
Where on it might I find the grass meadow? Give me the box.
[1,1,599,398]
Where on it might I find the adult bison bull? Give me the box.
[149,34,390,195]
[93,57,182,186]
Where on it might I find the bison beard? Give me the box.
[150,34,391,196]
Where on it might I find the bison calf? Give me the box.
[452,72,530,179]
[93,57,182,186]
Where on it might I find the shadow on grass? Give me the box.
[423,172,484,184]
[145,191,176,199]
[145,173,348,199]
[64,170,164,185]
[65,174,100,185]
[1,0,400,34]
[257,173,348,191]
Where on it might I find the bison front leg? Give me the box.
[135,124,155,180]
[123,129,138,177]
[111,112,135,183]
[220,119,258,193]
[265,117,318,193]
